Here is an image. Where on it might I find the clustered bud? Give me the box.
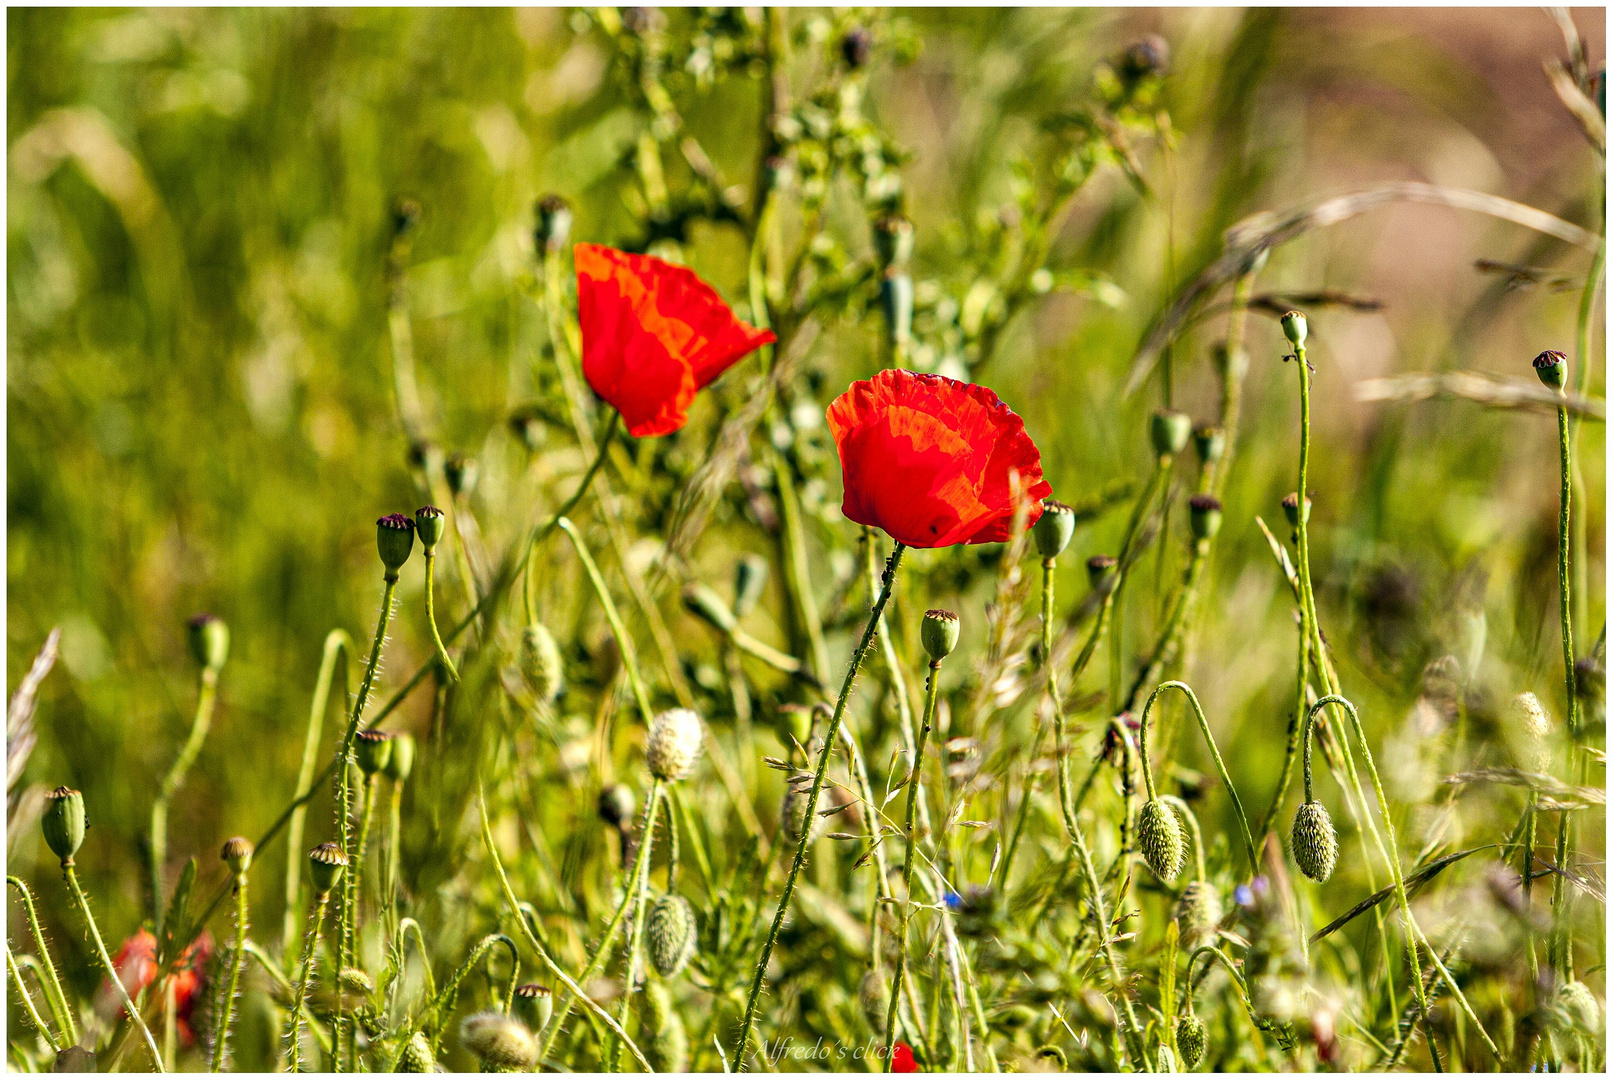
[1290,800,1338,883]
[1176,1012,1208,1069]
[42,786,86,865]
[921,609,960,663]
[413,505,445,552]
[1137,798,1185,881]
[221,835,254,876]
[645,894,698,978]
[308,841,349,896]
[1533,349,1569,392]
[1150,410,1192,457]
[354,729,393,776]
[376,514,416,576]
[646,709,704,782]
[513,983,554,1034]
[1187,494,1223,541]
[1032,499,1075,560]
[187,613,230,671]
[459,1011,538,1071]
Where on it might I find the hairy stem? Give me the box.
[66,866,164,1070]
[7,877,77,1047]
[151,665,219,937]
[208,873,251,1072]
[285,631,353,948]
[883,656,941,1068]
[287,891,332,1072]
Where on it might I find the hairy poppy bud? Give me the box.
[354,729,393,776]
[1290,800,1338,883]
[187,613,230,671]
[859,971,889,1032]
[1033,499,1076,559]
[1281,492,1311,530]
[398,1031,436,1073]
[733,555,769,618]
[646,709,703,782]
[881,272,914,347]
[1150,410,1192,456]
[1188,494,1223,541]
[221,836,254,876]
[841,26,874,69]
[1177,1013,1208,1069]
[1175,880,1222,943]
[308,842,349,896]
[873,215,914,270]
[1533,349,1569,392]
[1087,554,1118,591]
[513,983,553,1033]
[535,194,572,254]
[1510,692,1553,772]
[1138,799,1185,881]
[921,609,960,662]
[1281,310,1307,348]
[646,894,698,978]
[376,514,415,576]
[521,623,565,704]
[413,505,445,552]
[384,733,416,783]
[460,1011,538,1071]
[1193,425,1225,466]
[42,787,85,865]
[683,583,737,634]
[338,967,374,997]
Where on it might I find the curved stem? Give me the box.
[883,657,941,1068]
[1185,944,1251,1002]
[1070,812,1149,1069]
[7,877,76,1046]
[151,665,219,937]
[1140,681,1257,873]
[524,412,621,626]
[556,515,654,724]
[65,866,163,1070]
[1000,557,1058,889]
[209,873,250,1072]
[286,891,332,1072]
[8,945,61,1052]
[285,630,354,948]
[1300,698,1320,804]
[422,551,460,682]
[610,779,664,1071]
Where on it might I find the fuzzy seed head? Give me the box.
[308,841,349,895]
[384,733,416,782]
[1510,691,1553,771]
[921,609,960,662]
[459,1011,538,1070]
[376,514,416,573]
[397,1031,437,1073]
[413,504,445,551]
[1138,799,1186,881]
[221,836,254,875]
[646,708,703,782]
[1187,494,1223,541]
[1281,310,1308,347]
[1290,801,1339,883]
[354,729,393,776]
[187,613,230,671]
[42,786,85,864]
[646,893,698,978]
[1553,980,1602,1036]
[1533,349,1569,392]
[859,970,889,1032]
[521,623,565,703]
[1150,410,1193,456]
[1033,499,1076,559]
[1175,880,1223,943]
[513,983,553,1033]
[1176,1013,1208,1069]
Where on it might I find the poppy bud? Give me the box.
[1175,880,1222,943]
[384,733,416,783]
[1193,425,1225,466]
[354,729,393,777]
[858,970,889,1032]
[841,26,874,70]
[42,787,85,865]
[1510,691,1553,772]
[873,215,914,270]
[646,894,698,977]
[338,967,374,997]
[513,983,553,1033]
[1187,494,1222,541]
[1087,554,1118,591]
[187,613,230,671]
[781,783,819,845]
[598,784,636,830]
[535,194,572,254]
[398,1032,436,1073]
[1138,799,1185,881]
[921,609,960,662]
[445,454,478,497]
[1033,499,1076,560]
[376,514,415,576]
[881,272,914,347]
[1280,310,1307,348]
[1150,410,1192,456]
[1553,981,1602,1036]
[1533,349,1569,392]
[460,1011,538,1071]
[1290,800,1338,883]
[732,554,770,618]
[682,584,737,634]
[1176,1013,1208,1069]
[413,505,445,552]
[646,709,704,782]
[1280,492,1311,530]
[221,836,254,876]
[521,623,565,704]
[308,842,349,896]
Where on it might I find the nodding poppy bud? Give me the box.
[1533,350,1569,392]
[1175,880,1222,943]
[221,836,254,876]
[42,787,86,865]
[338,967,374,997]
[859,971,889,1032]
[308,842,349,896]
[513,983,554,1033]
[445,454,478,497]
[1087,554,1118,591]
[1290,800,1338,883]
[921,609,960,662]
[460,1011,538,1071]
[1281,310,1307,348]
[521,623,565,704]
[881,272,914,347]
[1188,494,1223,541]
[398,1031,436,1073]
[376,514,415,576]
[413,505,445,552]
[1193,425,1225,466]
[1176,1013,1208,1070]
[873,215,914,269]
[683,583,737,634]
[1510,691,1553,772]
[187,613,230,671]
[598,786,637,834]
[1553,981,1602,1036]
[1036,1046,1068,1071]
[535,194,572,254]
[1033,499,1076,560]
[1150,410,1192,456]
[1280,492,1311,530]
[354,729,393,777]
[732,554,769,618]
[384,733,416,783]
[842,26,874,69]
[646,894,698,977]
[1138,799,1185,881]
[646,709,704,782]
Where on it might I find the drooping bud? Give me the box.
[1290,801,1338,883]
[645,894,698,978]
[1137,799,1185,881]
[1533,349,1569,392]
[221,836,254,876]
[1510,691,1553,772]
[1176,1012,1208,1069]
[376,514,416,576]
[733,555,770,618]
[535,194,572,254]
[384,733,416,783]
[881,272,914,348]
[841,26,874,70]
[1193,425,1225,466]
[445,454,478,497]
[521,623,565,704]
[682,584,738,634]
[1281,492,1311,530]
[646,709,704,782]
[187,613,230,671]
[873,215,914,270]
[513,983,554,1034]
[354,729,393,777]
[42,787,86,865]
[1036,1046,1068,1071]
[459,1011,538,1071]
[1187,494,1223,541]
[1280,310,1307,348]
[1087,554,1118,591]
[921,609,960,663]
[1032,499,1076,560]
[398,1032,436,1073]
[1150,410,1192,456]
[413,505,445,552]
[1175,880,1223,943]
[308,842,349,896]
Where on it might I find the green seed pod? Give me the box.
[308,841,349,896]
[1281,492,1311,530]
[873,214,914,269]
[775,707,813,750]
[598,784,636,830]
[1193,425,1225,466]
[1032,499,1076,560]
[858,970,889,1033]
[1290,800,1338,883]
[643,979,689,1073]
[1036,1045,1068,1071]
[221,836,254,876]
[1553,980,1602,1036]
[921,609,960,662]
[646,709,704,782]
[413,505,445,551]
[881,271,914,347]
[354,729,393,777]
[187,613,230,671]
[459,1011,538,1071]
[42,786,86,865]
[397,1031,437,1073]
[1138,799,1185,881]
[445,454,478,497]
[682,583,737,634]
[645,894,698,978]
[1087,554,1118,591]
[521,623,565,704]
[1533,349,1569,392]
[513,983,553,1034]
[535,194,572,254]
[1150,410,1192,456]
[732,555,770,618]
[384,733,416,783]
[1176,1013,1208,1069]
[1175,880,1223,943]
[1509,691,1553,772]
[376,514,416,576]
[1280,310,1307,348]
[1187,494,1223,541]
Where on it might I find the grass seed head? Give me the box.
[646,894,698,978]
[42,786,85,865]
[187,613,230,671]
[921,608,960,662]
[1553,980,1602,1036]
[1138,798,1186,881]
[646,708,704,782]
[1032,498,1075,559]
[1290,800,1338,882]
[1509,691,1553,771]
[859,970,889,1032]
[459,1011,538,1071]
[521,623,565,703]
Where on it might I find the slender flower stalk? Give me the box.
[287,887,336,1071]
[416,506,460,683]
[151,620,226,937]
[555,515,653,722]
[1138,681,1258,874]
[209,838,254,1072]
[7,945,61,1052]
[609,778,665,1070]
[65,865,165,1070]
[7,877,77,1047]
[522,411,621,626]
[284,630,353,947]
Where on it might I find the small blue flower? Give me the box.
[1234,884,1254,908]
[944,891,963,910]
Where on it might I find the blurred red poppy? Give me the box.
[575,243,775,438]
[827,369,1050,547]
[891,1042,920,1072]
[98,928,213,1045]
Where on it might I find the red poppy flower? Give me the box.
[98,928,213,1045]
[826,369,1050,547]
[891,1042,920,1072]
[575,243,775,438]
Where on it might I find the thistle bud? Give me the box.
[598,784,636,830]
[535,194,572,254]
[1187,494,1223,541]
[42,787,85,865]
[187,613,230,671]
[413,505,445,552]
[1032,499,1076,560]
[376,514,416,576]
[1175,880,1223,943]
[1087,554,1118,591]
[1137,799,1185,881]
[1193,425,1225,466]
[1510,691,1553,772]
[921,609,960,662]
[398,1032,436,1073]
[354,729,393,776]
[1290,800,1338,883]
[308,842,349,896]
[1150,410,1192,456]
[521,623,565,704]
[1176,1013,1208,1070]
[646,709,704,782]
[384,733,416,783]
[221,836,254,876]
[513,983,553,1033]
[645,894,698,978]
[459,1011,538,1071]
[1533,349,1569,392]
[841,26,874,70]
[1280,310,1307,348]
[682,583,737,634]
[873,215,914,270]
[445,454,478,497]
[732,554,770,618]
[1281,492,1311,530]
[881,272,914,348]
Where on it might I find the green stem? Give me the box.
[65,866,164,1070]
[151,665,219,936]
[7,945,61,1053]
[524,412,621,627]
[1070,813,1149,1069]
[1000,558,1059,889]
[610,779,665,1071]
[1140,681,1258,874]
[7,877,77,1047]
[287,891,332,1072]
[285,631,354,948]
[883,656,941,1068]
[384,778,405,929]
[1551,401,1578,979]
[208,873,251,1072]
[423,551,460,682]
[775,450,832,684]
[556,515,654,724]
